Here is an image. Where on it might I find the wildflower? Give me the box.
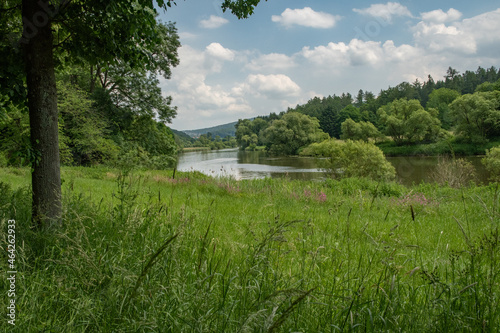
[316,191,327,203]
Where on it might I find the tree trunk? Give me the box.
[22,0,61,228]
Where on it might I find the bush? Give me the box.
[483,146,500,181]
[301,139,396,181]
[431,156,476,188]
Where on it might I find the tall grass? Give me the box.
[0,167,499,332]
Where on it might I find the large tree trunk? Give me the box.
[22,0,61,228]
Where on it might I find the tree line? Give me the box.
[235,66,500,155]
[174,130,238,150]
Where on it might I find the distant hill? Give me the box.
[171,129,194,142]
[180,121,238,138]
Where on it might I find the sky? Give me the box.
[157,0,500,131]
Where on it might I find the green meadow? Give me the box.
[1,167,499,332]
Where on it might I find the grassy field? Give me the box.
[0,167,499,332]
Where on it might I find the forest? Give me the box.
[235,66,500,156]
[1,17,181,170]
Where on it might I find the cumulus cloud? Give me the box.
[420,8,462,23]
[205,43,235,61]
[412,21,477,54]
[382,40,420,62]
[160,45,253,129]
[246,53,296,72]
[353,2,413,23]
[272,7,340,28]
[458,8,500,50]
[410,8,500,56]
[301,39,388,67]
[199,15,229,29]
[247,74,301,98]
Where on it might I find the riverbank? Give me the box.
[1,167,499,331]
[181,146,212,152]
[377,139,500,156]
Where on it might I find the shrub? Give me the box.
[431,156,476,188]
[301,139,396,181]
[483,146,500,181]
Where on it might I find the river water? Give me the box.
[177,148,489,186]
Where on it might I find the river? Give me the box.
[176,148,489,186]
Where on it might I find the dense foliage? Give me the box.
[483,146,500,181]
[377,98,441,144]
[301,139,396,181]
[0,17,180,169]
[261,112,328,155]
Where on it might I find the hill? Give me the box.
[180,121,238,138]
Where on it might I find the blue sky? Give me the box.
[157,1,500,130]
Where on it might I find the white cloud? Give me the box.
[246,53,296,72]
[413,21,476,54]
[412,9,500,56]
[247,74,301,98]
[458,9,500,50]
[272,7,340,29]
[161,45,253,129]
[199,15,229,29]
[348,39,384,66]
[301,39,386,67]
[382,40,420,62]
[179,32,197,40]
[353,2,413,23]
[420,8,462,23]
[205,43,235,61]
[300,42,349,66]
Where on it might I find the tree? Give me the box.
[341,119,383,142]
[235,119,254,149]
[377,99,441,144]
[262,112,328,155]
[426,88,460,129]
[332,105,361,138]
[2,0,268,228]
[300,139,395,181]
[475,79,500,93]
[449,92,500,143]
[57,80,119,166]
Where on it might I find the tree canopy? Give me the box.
[377,99,441,145]
[261,112,328,155]
[449,91,500,143]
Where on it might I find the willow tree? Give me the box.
[1,0,267,228]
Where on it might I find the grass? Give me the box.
[0,167,499,332]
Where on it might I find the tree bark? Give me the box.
[22,0,61,228]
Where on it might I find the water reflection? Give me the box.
[387,156,488,186]
[176,149,489,185]
[177,149,324,181]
